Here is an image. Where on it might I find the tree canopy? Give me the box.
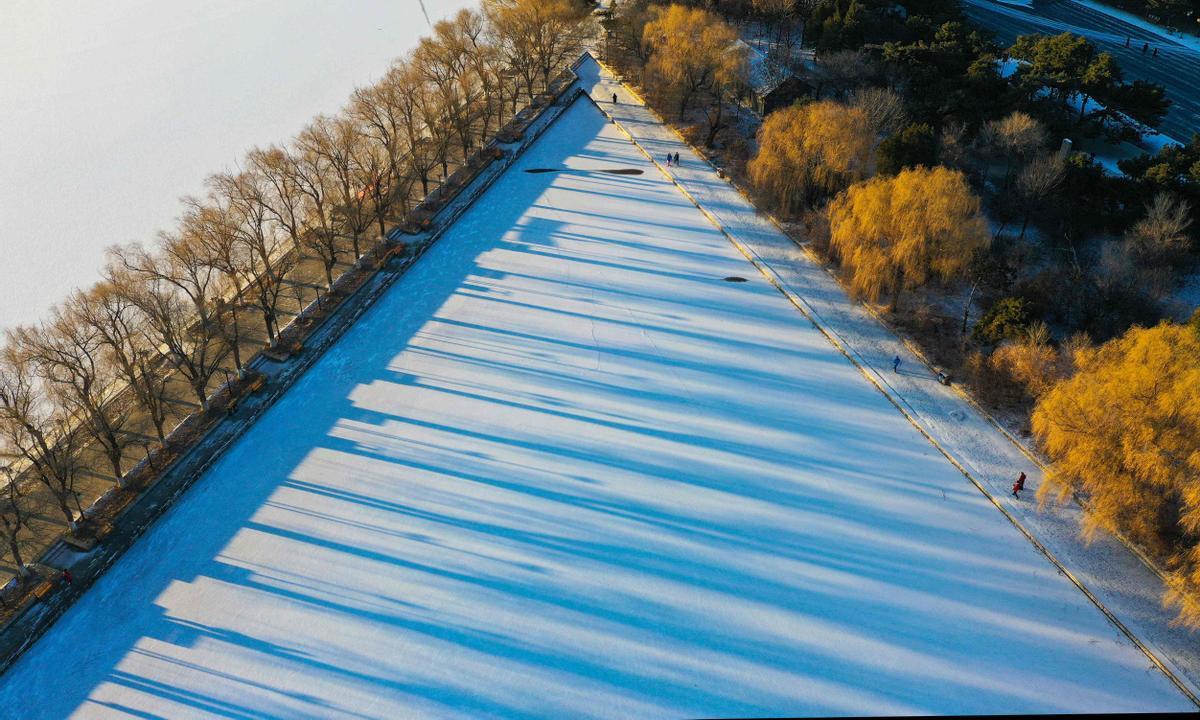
[747,100,874,215]
[1033,320,1200,628]
[876,122,937,176]
[828,166,989,307]
[642,4,747,117]
[1011,32,1169,137]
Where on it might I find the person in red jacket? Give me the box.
[1012,472,1027,499]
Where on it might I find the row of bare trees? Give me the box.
[0,0,591,578]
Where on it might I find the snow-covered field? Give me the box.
[0,96,1190,718]
[0,0,475,331]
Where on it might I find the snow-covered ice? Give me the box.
[0,95,1190,718]
[0,0,477,332]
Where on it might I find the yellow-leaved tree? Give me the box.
[747,100,874,216]
[1033,319,1200,628]
[642,4,745,118]
[827,166,989,309]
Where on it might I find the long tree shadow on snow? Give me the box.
[7,94,1169,718]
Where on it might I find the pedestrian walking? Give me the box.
[1124,36,1130,48]
[892,355,901,373]
[1153,47,1158,57]
[1142,42,1149,53]
[612,92,618,104]
[665,153,672,167]
[674,151,680,165]
[1012,471,1026,499]
[61,569,73,584]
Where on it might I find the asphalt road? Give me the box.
[964,0,1200,143]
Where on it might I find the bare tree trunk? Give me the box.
[323,256,336,290]
[5,528,26,576]
[889,268,904,313]
[0,471,30,575]
[962,281,978,336]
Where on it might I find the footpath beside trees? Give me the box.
[1033,318,1200,628]
[607,1,751,147]
[827,166,990,309]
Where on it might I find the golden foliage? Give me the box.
[747,101,873,216]
[989,324,1088,401]
[991,324,1061,398]
[642,5,746,116]
[1033,321,1200,627]
[827,166,989,307]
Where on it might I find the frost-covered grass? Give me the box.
[0,97,1190,718]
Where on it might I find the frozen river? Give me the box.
[0,92,1189,717]
[0,0,474,331]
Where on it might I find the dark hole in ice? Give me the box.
[723,276,748,282]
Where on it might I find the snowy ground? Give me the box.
[579,54,1200,701]
[0,92,1192,717]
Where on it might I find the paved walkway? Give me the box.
[576,53,1200,705]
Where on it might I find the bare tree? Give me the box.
[1014,153,1066,239]
[280,129,342,288]
[0,466,32,577]
[454,10,507,146]
[485,0,541,102]
[109,243,229,411]
[817,50,876,99]
[180,199,248,376]
[248,145,308,257]
[386,59,451,197]
[348,132,397,243]
[485,0,587,100]
[699,37,749,148]
[0,344,84,530]
[69,284,172,443]
[351,75,414,207]
[752,0,801,59]
[979,111,1048,189]
[415,12,485,164]
[15,309,135,482]
[642,5,743,118]
[1127,193,1194,268]
[850,86,908,138]
[209,171,299,345]
[298,116,375,259]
